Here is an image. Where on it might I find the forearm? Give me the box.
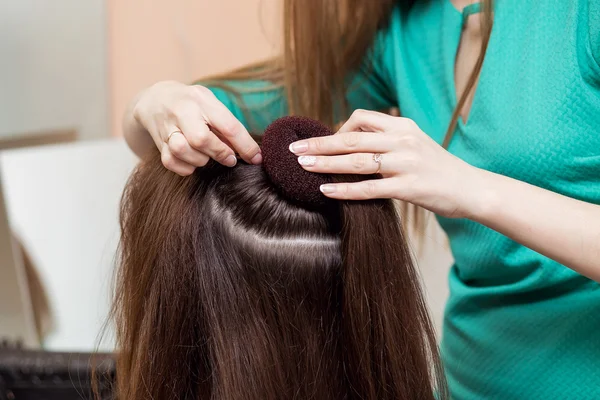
[123,88,156,158]
[470,168,600,281]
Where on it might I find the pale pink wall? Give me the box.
[108,0,279,136]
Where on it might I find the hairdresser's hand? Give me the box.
[289,110,484,219]
[125,81,262,176]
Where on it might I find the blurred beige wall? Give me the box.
[108,0,280,136]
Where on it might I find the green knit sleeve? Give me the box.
[345,25,398,115]
[206,80,288,135]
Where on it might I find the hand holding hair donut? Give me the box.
[288,109,482,219]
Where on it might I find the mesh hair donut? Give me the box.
[261,116,333,208]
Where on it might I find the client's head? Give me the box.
[113,117,446,400]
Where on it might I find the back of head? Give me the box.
[113,117,446,399]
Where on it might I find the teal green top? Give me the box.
[208,1,600,398]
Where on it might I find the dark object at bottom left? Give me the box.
[0,343,115,400]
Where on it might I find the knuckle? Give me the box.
[175,166,195,177]
[168,138,187,157]
[213,146,231,162]
[312,137,325,152]
[220,119,244,137]
[339,184,350,196]
[161,151,176,170]
[351,154,366,171]
[187,132,209,149]
[238,144,259,158]
[170,103,195,121]
[365,181,377,197]
[342,132,361,148]
[190,85,213,100]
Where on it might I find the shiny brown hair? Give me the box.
[111,151,446,399]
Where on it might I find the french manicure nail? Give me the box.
[251,153,263,165]
[224,155,237,167]
[320,184,336,194]
[298,155,317,166]
[289,141,309,154]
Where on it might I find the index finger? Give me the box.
[319,179,396,200]
[199,89,262,164]
[289,131,386,156]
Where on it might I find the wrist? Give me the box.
[123,87,155,157]
[130,86,151,125]
[462,166,501,222]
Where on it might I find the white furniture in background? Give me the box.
[0,139,451,352]
[0,139,137,352]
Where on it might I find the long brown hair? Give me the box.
[112,152,446,399]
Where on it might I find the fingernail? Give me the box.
[289,141,308,154]
[224,155,237,167]
[320,184,336,194]
[298,155,316,166]
[251,153,263,165]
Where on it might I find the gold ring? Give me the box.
[373,153,382,174]
[167,130,183,141]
